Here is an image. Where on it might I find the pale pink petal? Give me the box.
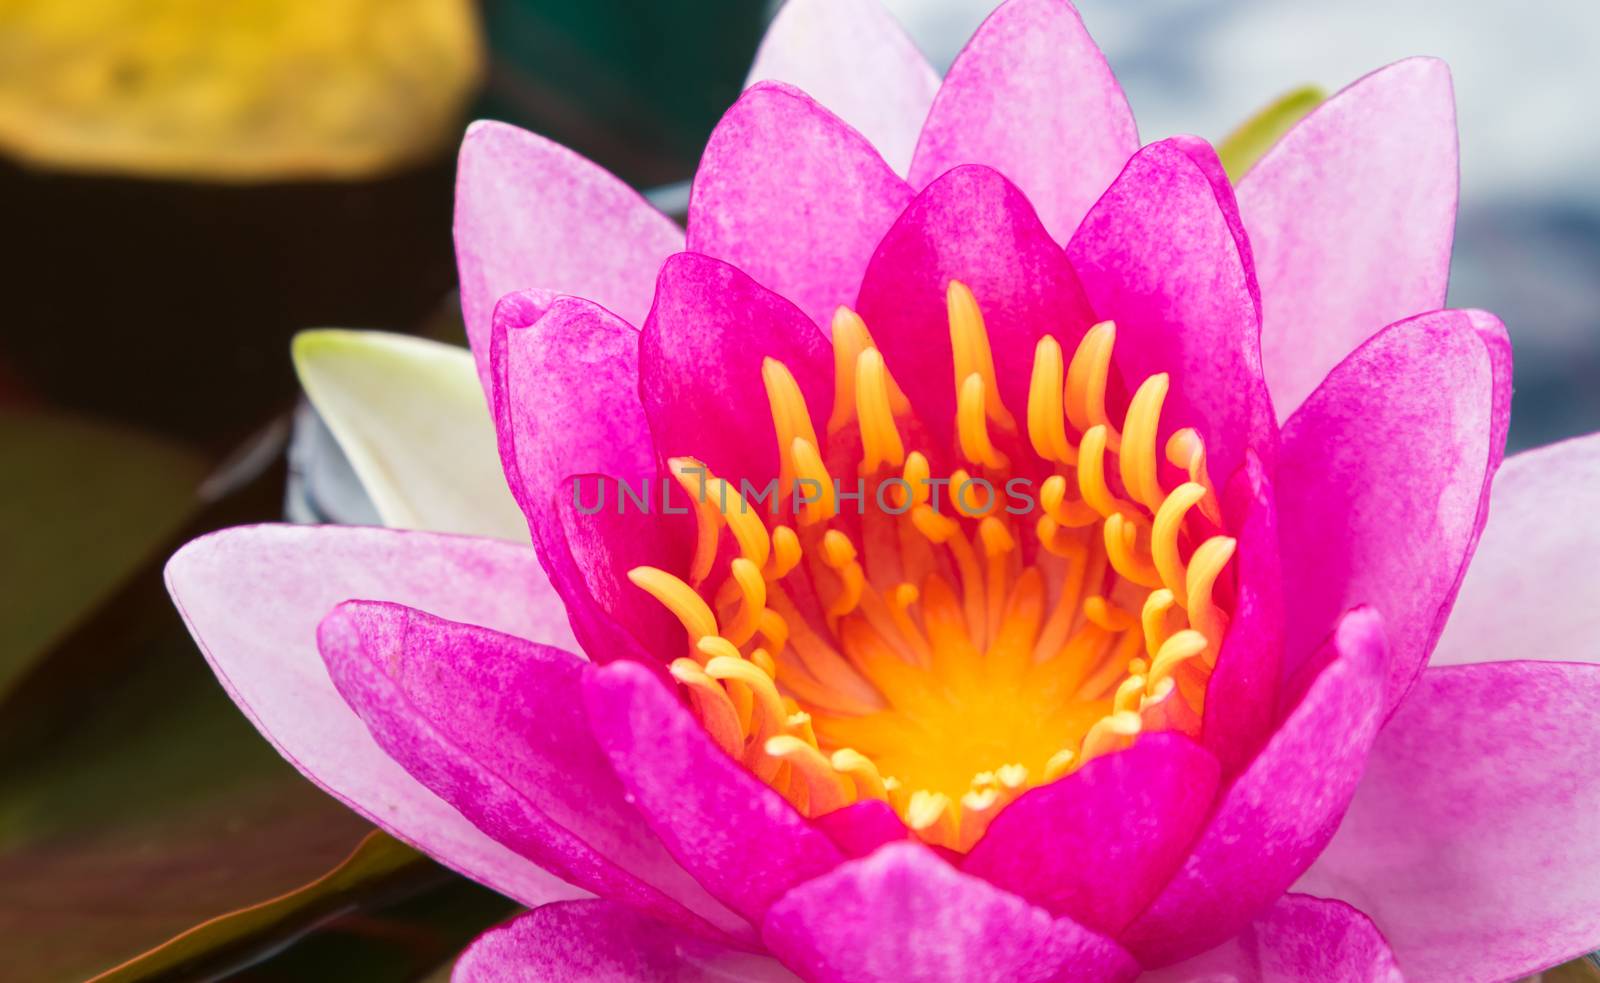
[454,901,798,982]
[454,120,682,394]
[1144,894,1403,983]
[164,524,584,908]
[963,734,1220,937]
[763,842,1140,983]
[1276,310,1509,714]
[1298,660,1600,982]
[744,0,938,175]
[688,82,914,328]
[909,0,1139,243]
[1433,431,1600,667]
[1120,608,1389,967]
[584,661,846,924]
[1066,136,1273,482]
[1236,58,1457,420]
[318,601,749,942]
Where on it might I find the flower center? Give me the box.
[629,281,1235,851]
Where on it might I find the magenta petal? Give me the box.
[583,661,845,923]
[640,252,832,487]
[1276,310,1510,714]
[493,295,682,661]
[1144,894,1403,983]
[1202,453,1285,777]
[454,901,798,982]
[763,842,1139,983]
[963,734,1221,937]
[856,165,1094,447]
[1236,58,1457,420]
[164,525,584,908]
[1120,607,1388,968]
[454,121,682,394]
[317,602,749,942]
[546,487,693,666]
[909,0,1138,243]
[1067,136,1273,481]
[1298,661,1600,982]
[688,82,914,329]
[812,799,909,859]
[744,0,938,175]
[1434,431,1600,667]
[493,294,655,527]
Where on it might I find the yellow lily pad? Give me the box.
[0,0,482,180]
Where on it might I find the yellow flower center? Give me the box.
[630,281,1235,851]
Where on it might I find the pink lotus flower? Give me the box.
[166,1,1600,979]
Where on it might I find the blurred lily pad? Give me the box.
[0,0,482,180]
[0,409,206,701]
[0,596,377,980]
[88,830,421,982]
[1217,84,1326,182]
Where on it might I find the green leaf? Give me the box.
[1216,84,1326,183]
[0,409,206,701]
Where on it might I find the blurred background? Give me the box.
[1,1,1595,979]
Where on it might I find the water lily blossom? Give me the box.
[167,1,1600,980]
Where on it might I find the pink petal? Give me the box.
[908,0,1138,243]
[963,735,1220,937]
[1067,136,1273,482]
[762,842,1140,983]
[744,0,938,176]
[583,661,846,923]
[454,901,798,982]
[317,601,750,942]
[855,165,1094,449]
[454,121,682,394]
[1120,607,1389,968]
[492,294,683,662]
[1276,310,1510,715]
[1145,894,1402,983]
[164,524,584,908]
[1433,431,1600,667]
[1298,660,1600,982]
[1236,58,1457,420]
[640,252,832,488]
[1202,453,1285,777]
[687,81,914,329]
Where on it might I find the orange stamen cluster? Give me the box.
[629,282,1235,851]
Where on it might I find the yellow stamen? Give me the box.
[1152,483,1209,602]
[633,287,1240,854]
[1186,536,1237,653]
[1119,373,1169,511]
[766,735,851,813]
[1065,321,1117,443]
[856,347,906,473]
[670,658,743,757]
[947,280,1015,430]
[957,373,1009,469]
[1027,336,1075,463]
[627,567,716,644]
